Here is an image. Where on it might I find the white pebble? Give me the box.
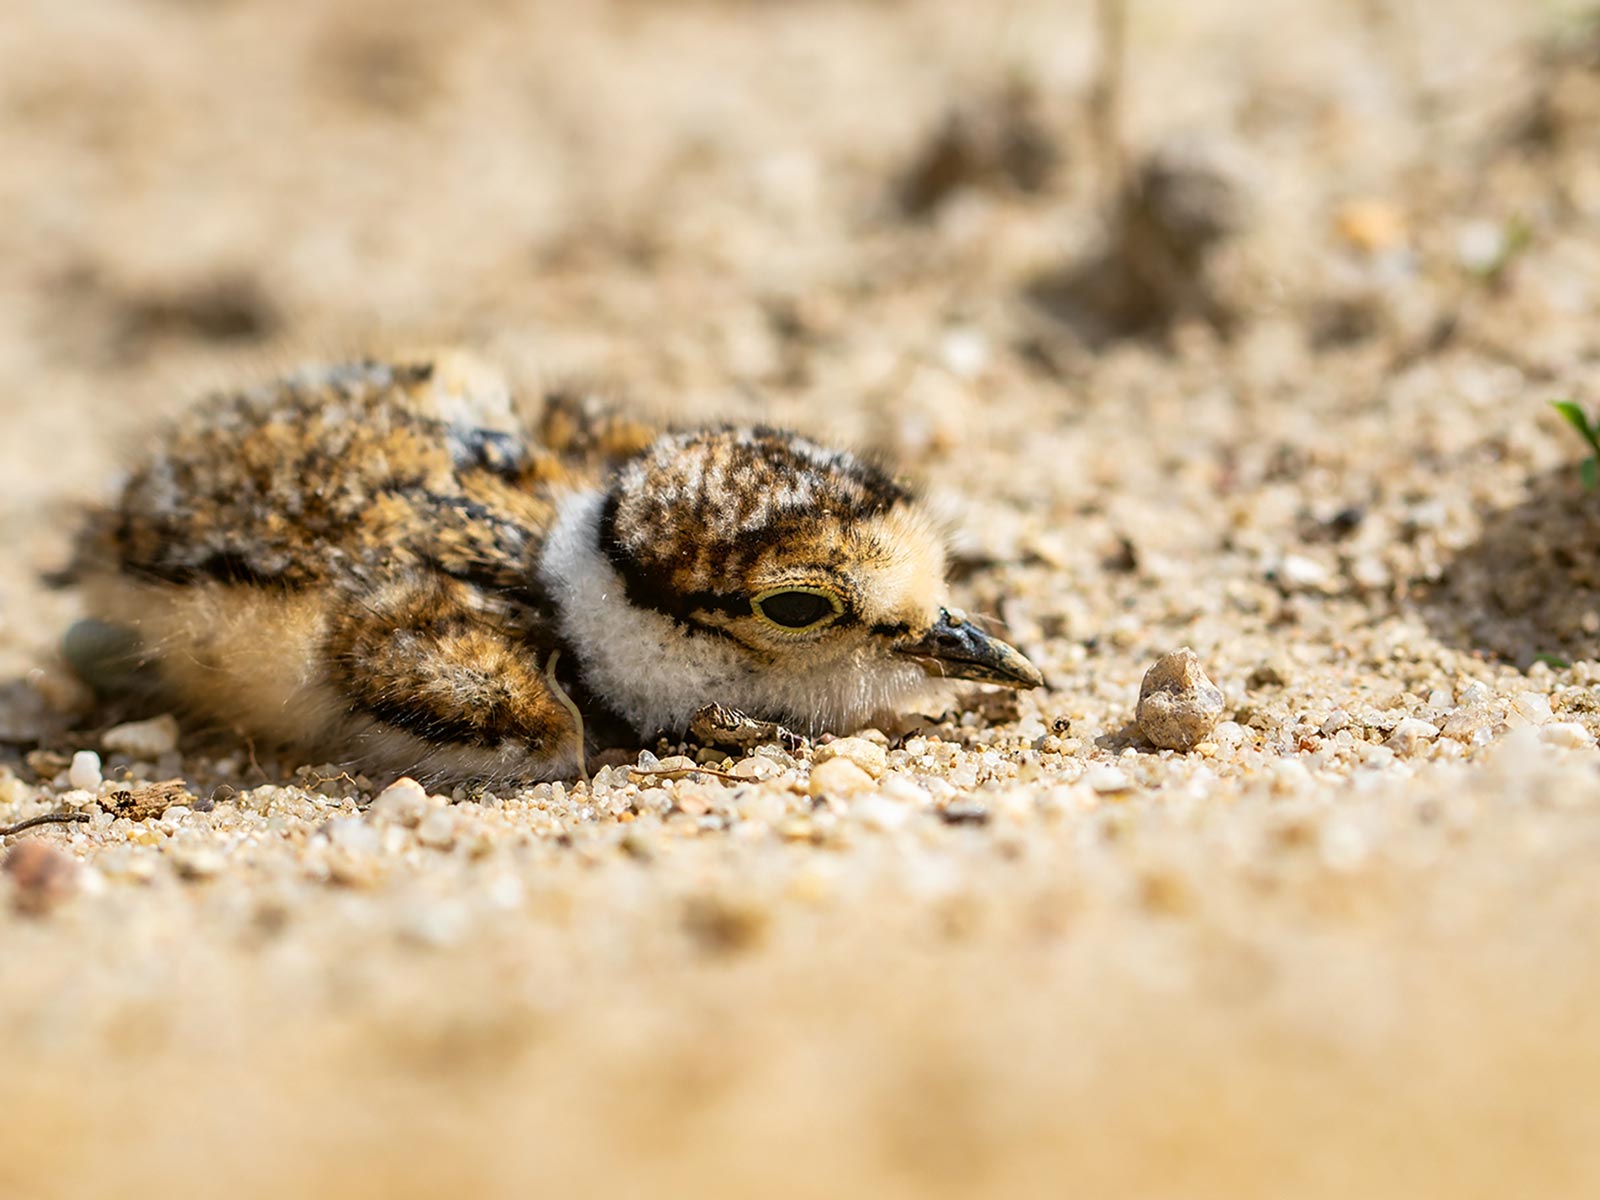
[68,750,102,791]
[371,777,431,827]
[102,714,179,758]
[1349,557,1389,590]
[1386,717,1440,756]
[729,756,782,781]
[1276,554,1330,592]
[1088,766,1132,794]
[879,774,932,807]
[328,817,380,855]
[1455,219,1506,273]
[852,794,912,832]
[939,327,990,379]
[416,808,457,849]
[402,899,468,948]
[1540,722,1595,750]
[1510,692,1553,726]
[1441,705,1496,744]
[1320,820,1370,871]
[1213,721,1247,747]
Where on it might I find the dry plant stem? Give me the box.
[1089,0,1129,209]
[0,812,90,838]
[545,649,588,783]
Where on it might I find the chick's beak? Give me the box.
[898,608,1044,690]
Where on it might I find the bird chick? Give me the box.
[66,355,1042,783]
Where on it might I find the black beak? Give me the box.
[897,608,1044,690]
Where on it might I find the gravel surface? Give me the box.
[4,1,1600,1196]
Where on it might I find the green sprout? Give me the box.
[1551,399,1600,491]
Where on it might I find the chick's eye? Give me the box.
[752,588,843,631]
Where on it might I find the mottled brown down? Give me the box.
[69,353,1038,782]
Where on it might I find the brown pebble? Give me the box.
[807,756,876,798]
[1137,867,1195,916]
[1137,648,1225,752]
[812,736,888,779]
[4,841,79,916]
[1247,663,1287,689]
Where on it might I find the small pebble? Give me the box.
[416,808,458,849]
[1386,717,1440,756]
[401,900,469,948]
[1509,692,1553,727]
[1247,663,1287,689]
[170,846,224,880]
[328,817,380,855]
[939,328,990,379]
[852,794,912,832]
[1136,648,1225,752]
[1441,706,1496,744]
[1539,722,1595,750]
[101,714,180,759]
[808,757,876,798]
[1088,766,1132,794]
[1334,198,1406,252]
[879,775,932,807]
[1455,219,1506,273]
[729,756,782,781]
[813,736,888,779]
[4,841,78,916]
[371,777,431,827]
[1275,555,1330,592]
[1212,721,1246,747]
[68,750,102,791]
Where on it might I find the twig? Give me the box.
[241,731,269,782]
[0,811,90,838]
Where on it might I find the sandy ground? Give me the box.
[5,0,1600,1195]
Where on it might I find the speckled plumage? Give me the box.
[69,354,1040,783]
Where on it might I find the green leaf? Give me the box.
[1533,653,1572,670]
[1551,399,1600,457]
[1552,398,1594,436]
[1583,456,1599,493]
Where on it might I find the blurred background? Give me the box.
[5,1,1600,1196]
[5,0,1598,660]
